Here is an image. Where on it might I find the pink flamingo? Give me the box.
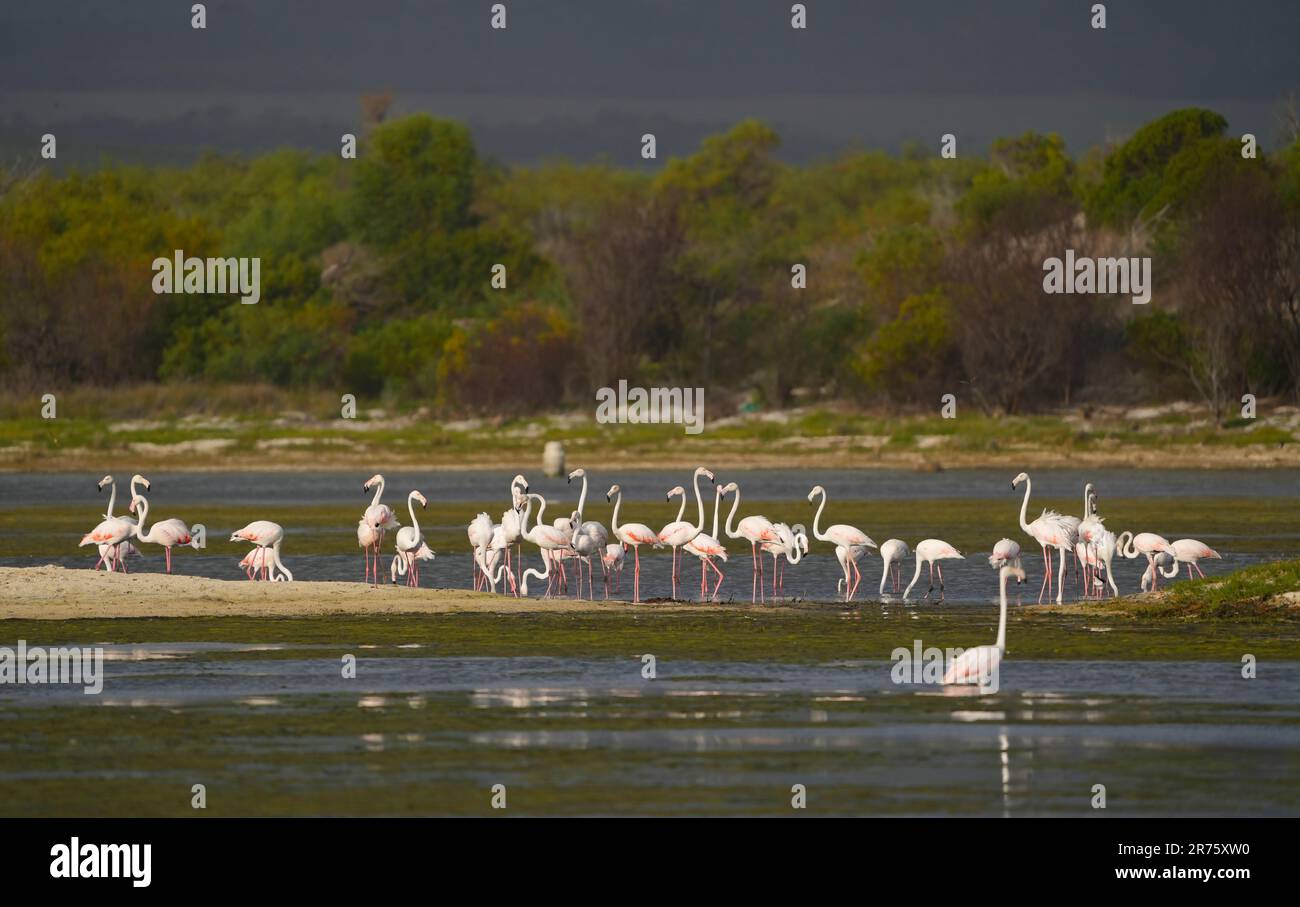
[720,481,780,603]
[1169,539,1222,580]
[808,485,877,600]
[130,494,195,574]
[602,544,626,593]
[762,522,807,597]
[361,475,400,585]
[230,521,290,582]
[903,539,965,601]
[1120,531,1176,592]
[684,483,729,601]
[606,484,658,603]
[1012,472,1078,604]
[659,467,715,600]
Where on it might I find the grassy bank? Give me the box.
[1,386,1298,471]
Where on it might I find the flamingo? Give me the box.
[1119,531,1175,592]
[504,474,529,589]
[720,481,780,603]
[88,474,147,571]
[392,491,429,588]
[903,539,964,601]
[1139,549,1176,591]
[659,467,715,599]
[602,544,626,593]
[238,546,290,581]
[684,483,729,602]
[361,474,400,585]
[1169,539,1222,580]
[605,484,659,603]
[877,539,910,596]
[989,538,1021,569]
[1077,485,1105,587]
[943,565,1026,686]
[807,485,877,601]
[1012,472,1078,604]
[567,469,610,599]
[129,494,195,574]
[520,492,573,597]
[762,522,807,597]
[357,519,381,582]
[392,542,435,584]
[230,521,292,582]
[80,512,136,573]
[468,512,495,590]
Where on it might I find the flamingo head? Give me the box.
[566,468,585,484]
[97,475,113,491]
[666,485,684,502]
[1088,491,1099,516]
[721,481,739,495]
[1011,472,1029,489]
[132,474,151,491]
[807,484,825,503]
[363,474,383,493]
[606,484,620,502]
[695,466,715,483]
[412,491,427,509]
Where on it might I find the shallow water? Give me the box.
[4,646,1297,816]
[4,468,1297,604]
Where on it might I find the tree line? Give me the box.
[1,107,1297,419]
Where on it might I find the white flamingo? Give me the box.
[1012,472,1078,604]
[519,492,571,597]
[606,484,659,603]
[877,539,910,596]
[92,474,144,569]
[720,481,780,603]
[807,485,877,600]
[762,522,807,597]
[903,539,964,601]
[602,544,626,593]
[393,491,429,587]
[567,468,611,598]
[943,565,1025,686]
[659,467,714,599]
[467,512,495,590]
[1119,531,1175,592]
[393,542,435,584]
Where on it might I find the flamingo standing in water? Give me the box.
[1077,485,1105,589]
[1119,531,1175,592]
[130,493,195,574]
[361,475,400,584]
[230,521,292,582]
[943,565,1025,686]
[392,491,429,587]
[762,522,808,597]
[1169,539,1222,580]
[720,481,780,603]
[567,468,610,598]
[92,474,144,569]
[606,485,658,603]
[1012,472,1078,604]
[519,492,573,597]
[602,544,626,593]
[878,539,910,596]
[807,485,877,601]
[659,467,714,600]
[903,539,964,601]
[80,512,136,573]
[467,512,495,590]
[392,542,435,584]
[685,483,729,602]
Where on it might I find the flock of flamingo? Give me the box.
[78,470,1223,611]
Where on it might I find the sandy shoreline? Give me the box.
[0,566,740,619]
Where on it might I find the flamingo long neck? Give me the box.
[610,491,623,534]
[133,497,151,541]
[710,487,723,539]
[1017,478,1033,535]
[724,487,742,539]
[533,494,548,528]
[370,477,385,509]
[811,489,828,541]
[575,475,588,521]
[788,533,806,564]
[1082,483,1092,518]
[1118,531,1136,558]
[521,557,549,594]
[271,539,293,581]
[105,481,118,518]
[996,567,1010,653]
[690,471,706,533]
[407,494,421,539]
[520,495,535,537]
[670,492,686,524]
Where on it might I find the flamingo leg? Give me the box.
[936,562,945,601]
[1195,562,1206,579]
[1038,547,1050,604]
[710,557,725,600]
